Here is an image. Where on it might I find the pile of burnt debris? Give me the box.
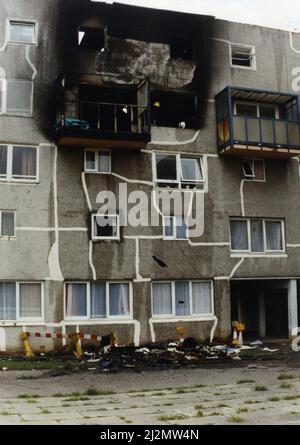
[83,336,280,372]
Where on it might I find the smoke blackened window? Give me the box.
[170,39,196,61]
[230,44,256,69]
[78,27,105,50]
[151,91,197,129]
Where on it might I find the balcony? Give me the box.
[216,86,300,159]
[54,78,151,149]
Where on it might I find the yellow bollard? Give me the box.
[73,333,84,359]
[20,332,34,358]
[176,326,185,343]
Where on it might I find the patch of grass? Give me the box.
[163,403,173,407]
[280,383,292,389]
[245,400,260,405]
[126,420,133,424]
[18,394,39,399]
[195,411,204,418]
[26,399,37,404]
[254,385,268,392]
[278,374,294,381]
[214,393,221,396]
[195,404,203,410]
[0,412,13,416]
[236,407,250,414]
[130,394,146,398]
[206,412,221,417]
[84,388,115,396]
[64,396,90,402]
[216,404,229,408]
[268,396,281,402]
[151,392,167,396]
[0,358,84,371]
[40,409,50,414]
[158,414,189,422]
[237,380,255,384]
[227,416,246,423]
[283,395,300,401]
[62,404,71,407]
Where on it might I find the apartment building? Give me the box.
[1,0,300,352]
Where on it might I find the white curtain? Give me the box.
[7,81,32,114]
[152,283,172,315]
[85,151,96,170]
[10,23,34,44]
[99,151,110,173]
[109,283,129,316]
[176,216,188,239]
[230,220,248,250]
[250,220,264,252]
[12,146,36,177]
[0,283,16,320]
[91,283,106,318]
[66,284,87,317]
[181,158,203,182]
[192,282,212,314]
[1,212,14,237]
[266,221,282,250]
[0,145,7,176]
[19,283,41,318]
[175,282,190,316]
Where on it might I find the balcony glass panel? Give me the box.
[247,117,260,142]
[261,119,275,144]
[275,120,287,146]
[233,116,246,141]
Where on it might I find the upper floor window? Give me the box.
[242,159,265,181]
[230,218,285,254]
[78,27,104,50]
[234,102,278,119]
[154,153,204,189]
[91,214,120,241]
[170,39,196,61]
[0,144,38,182]
[8,20,37,45]
[65,282,131,320]
[0,79,33,115]
[151,91,196,129]
[84,149,111,174]
[230,44,256,69]
[163,216,188,240]
[0,211,15,238]
[0,282,43,321]
[152,281,214,318]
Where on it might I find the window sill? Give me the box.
[0,236,16,240]
[0,321,45,326]
[151,315,215,322]
[85,171,112,175]
[63,318,133,324]
[0,113,33,118]
[230,64,256,71]
[230,253,287,258]
[0,179,39,185]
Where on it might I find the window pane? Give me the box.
[12,146,37,178]
[0,283,16,320]
[1,212,14,237]
[192,282,212,314]
[164,216,174,238]
[175,282,190,316]
[254,160,265,180]
[181,158,203,182]
[85,151,96,170]
[230,220,248,250]
[99,151,111,173]
[6,81,32,114]
[91,283,106,318]
[109,283,130,316]
[260,106,276,119]
[153,283,172,315]
[236,103,257,117]
[10,22,35,44]
[156,154,177,181]
[242,160,254,178]
[232,47,253,67]
[19,283,41,318]
[176,216,188,239]
[250,220,264,252]
[66,284,87,317]
[265,221,283,251]
[0,145,7,176]
[94,215,118,238]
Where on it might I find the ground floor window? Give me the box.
[152,281,214,317]
[65,282,131,320]
[0,282,43,321]
[0,211,15,237]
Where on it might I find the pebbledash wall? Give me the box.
[1,0,300,352]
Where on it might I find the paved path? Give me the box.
[1,363,300,425]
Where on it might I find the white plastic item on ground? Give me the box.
[250,340,264,346]
[263,347,279,353]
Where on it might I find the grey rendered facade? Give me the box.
[1,0,300,352]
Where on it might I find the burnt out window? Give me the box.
[230,44,256,69]
[151,91,196,129]
[170,39,195,61]
[78,27,105,50]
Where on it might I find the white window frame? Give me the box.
[229,218,285,254]
[230,43,256,70]
[0,210,16,238]
[0,144,39,183]
[234,101,279,119]
[64,282,133,321]
[0,281,44,322]
[151,280,214,319]
[91,214,120,241]
[7,19,38,45]
[0,79,34,116]
[84,148,111,174]
[163,215,189,241]
[153,152,204,189]
[242,158,266,182]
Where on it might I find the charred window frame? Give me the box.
[151,91,197,129]
[77,26,105,50]
[91,214,120,241]
[230,44,256,70]
[170,38,196,61]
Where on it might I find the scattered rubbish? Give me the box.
[250,340,264,346]
[2,367,7,371]
[263,347,279,353]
